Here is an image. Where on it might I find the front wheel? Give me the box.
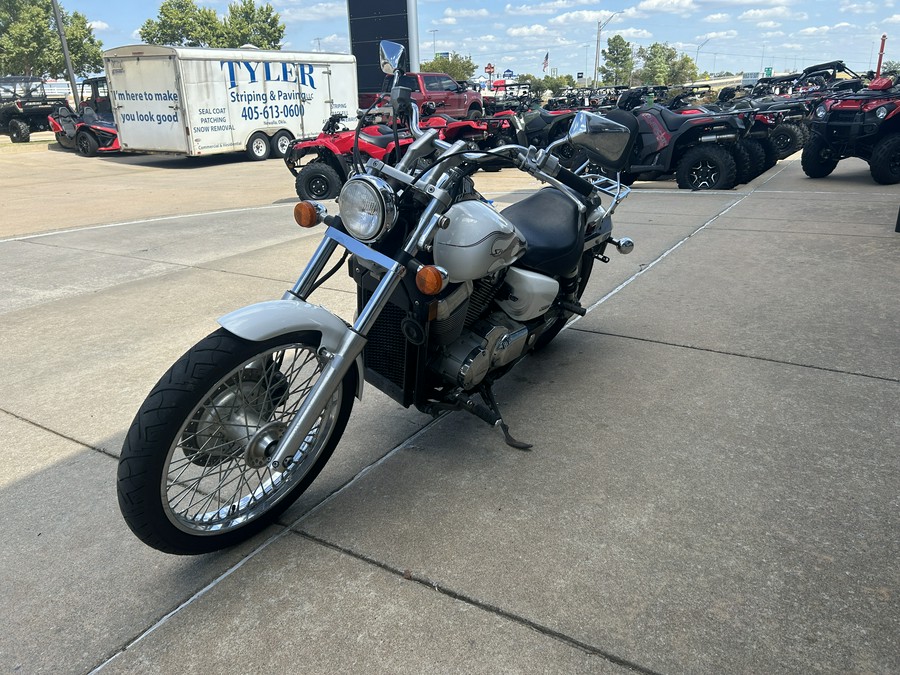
[9,118,30,143]
[801,134,838,179]
[117,328,356,554]
[76,130,99,157]
[770,123,804,160]
[676,144,737,190]
[869,133,900,185]
[295,162,343,200]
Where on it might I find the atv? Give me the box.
[0,76,70,143]
[802,72,900,185]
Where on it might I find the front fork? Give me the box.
[265,227,405,470]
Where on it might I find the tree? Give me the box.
[669,54,698,85]
[542,74,574,96]
[139,0,222,48]
[600,35,633,86]
[633,42,699,85]
[418,53,478,81]
[0,0,102,77]
[221,0,284,49]
[882,60,900,75]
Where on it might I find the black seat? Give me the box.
[500,188,583,277]
[656,105,696,132]
[358,131,395,148]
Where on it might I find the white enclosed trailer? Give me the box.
[102,45,357,159]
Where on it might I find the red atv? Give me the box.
[802,72,900,184]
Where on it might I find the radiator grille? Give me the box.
[362,296,407,391]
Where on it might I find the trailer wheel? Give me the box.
[269,130,293,159]
[246,132,270,161]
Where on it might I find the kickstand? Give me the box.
[479,384,533,451]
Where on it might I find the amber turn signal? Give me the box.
[415,265,446,296]
[293,201,320,228]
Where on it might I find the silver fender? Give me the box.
[218,298,365,399]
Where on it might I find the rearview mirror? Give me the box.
[380,41,405,76]
[567,110,637,172]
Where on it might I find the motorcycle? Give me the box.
[116,40,638,555]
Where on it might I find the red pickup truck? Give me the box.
[360,72,484,119]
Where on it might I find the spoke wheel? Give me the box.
[118,329,356,554]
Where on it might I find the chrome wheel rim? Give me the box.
[162,343,342,535]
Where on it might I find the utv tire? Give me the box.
[76,131,99,157]
[296,162,343,200]
[676,144,737,190]
[731,142,754,184]
[269,130,293,159]
[758,137,779,170]
[801,134,838,179]
[9,118,30,143]
[869,133,900,185]
[739,139,765,180]
[246,132,270,161]
[466,106,483,120]
[770,123,804,160]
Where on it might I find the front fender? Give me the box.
[218,298,364,398]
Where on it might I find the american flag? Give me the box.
[542,52,549,72]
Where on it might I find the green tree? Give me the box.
[542,74,574,96]
[516,73,544,96]
[599,35,633,86]
[0,0,102,77]
[634,42,699,85]
[418,53,477,80]
[669,54,698,85]
[139,0,223,48]
[220,0,284,49]
[882,60,899,74]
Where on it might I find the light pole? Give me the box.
[429,29,438,58]
[593,11,621,87]
[695,38,710,72]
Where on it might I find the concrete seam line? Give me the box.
[296,530,664,675]
[0,203,291,244]
[570,329,900,383]
[0,408,117,458]
[88,415,445,673]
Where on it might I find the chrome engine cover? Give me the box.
[434,313,530,389]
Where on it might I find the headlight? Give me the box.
[815,105,827,119]
[875,106,888,120]
[338,175,397,243]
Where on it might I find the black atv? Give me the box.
[612,86,751,190]
[0,76,70,143]
[802,72,900,185]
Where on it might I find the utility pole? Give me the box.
[429,29,438,58]
[50,0,80,107]
[695,38,710,71]
[593,11,621,87]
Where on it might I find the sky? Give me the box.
[68,0,898,79]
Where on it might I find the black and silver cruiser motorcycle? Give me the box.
[117,42,638,554]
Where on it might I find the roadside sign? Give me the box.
[485,63,494,74]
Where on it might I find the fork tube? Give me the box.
[287,236,340,300]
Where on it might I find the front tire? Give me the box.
[770,123,804,160]
[117,328,356,555]
[801,134,838,179]
[295,162,343,200]
[676,144,737,190]
[869,133,900,185]
[9,118,30,143]
[76,130,99,157]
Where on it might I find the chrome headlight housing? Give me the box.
[338,175,397,243]
[875,106,888,120]
[815,104,827,119]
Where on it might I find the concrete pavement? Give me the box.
[0,145,897,674]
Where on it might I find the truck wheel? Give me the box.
[801,134,838,179]
[269,130,293,159]
[675,144,737,190]
[770,123,803,160]
[9,118,30,143]
[869,133,900,185]
[76,131,99,157]
[466,106,483,120]
[295,162,342,200]
[246,132,270,161]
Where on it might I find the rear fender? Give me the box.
[219,298,365,399]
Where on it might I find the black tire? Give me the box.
[731,142,754,184]
[675,144,737,190]
[76,130,99,157]
[117,328,356,555]
[739,139,765,179]
[801,134,839,179]
[9,118,30,143]
[246,132,270,161]
[770,123,804,160]
[269,130,293,159]
[758,137,779,170]
[534,252,595,351]
[869,133,900,185]
[55,132,76,150]
[295,162,343,200]
[466,106,483,120]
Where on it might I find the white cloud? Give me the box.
[88,20,109,31]
[761,31,785,37]
[798,25,830,34]
[885,13,900,22]
[696,30,738,40]
[757,21,781,28]
[781,43,804,50]
[739,7,807,20]
[636,0,699,14]
[503,0,594,15]
[612,28,653,38]
[444,8,489,18]
[506,24,551,37]
[435,17,457,25]
[280,3,345,23]
[549,10,626,25]
[131,29,141,41]
[703,13,730,22]
[839,1,877,12]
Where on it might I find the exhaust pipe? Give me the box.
[700,132,738,142]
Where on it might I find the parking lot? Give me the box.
[1,137,898,673]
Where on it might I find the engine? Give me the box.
[433,313,531,389]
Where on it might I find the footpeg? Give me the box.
[558,300,587,316]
